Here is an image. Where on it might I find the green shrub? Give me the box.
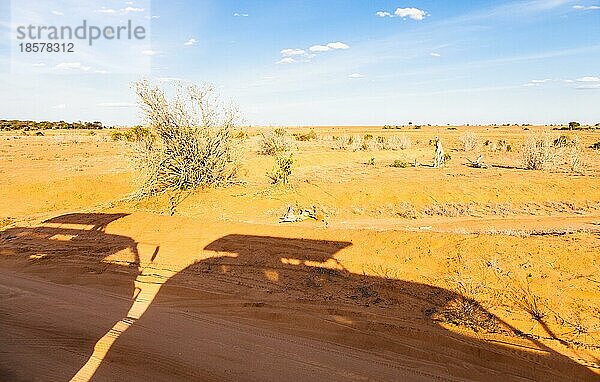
[110,130,124,141]
[390,159,410,168]
[293,129,317,141]
[268,153,294,185]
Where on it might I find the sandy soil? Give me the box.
[1,126,599,381]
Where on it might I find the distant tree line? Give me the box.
[0,120,106,131]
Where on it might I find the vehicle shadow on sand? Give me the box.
[0,213,597,381]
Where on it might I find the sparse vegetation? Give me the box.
[459,132,479,151]
[130,80,242,198]
[0,119,105,131]
[259,128,293,155]
[268,152,294,185]
[111,126,154,142]
[390,159,410,168]
[434,270,499,332]
[522,133,557,170]
[293,129,317,141]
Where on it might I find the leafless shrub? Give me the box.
[505,277,548,322]
[381,135,412,150]
[459,132,479,151]
[522,133,558,170]
[130,80,242,198]
[259,128,293,155]
[433,270,500,332]
[554,302,600,342]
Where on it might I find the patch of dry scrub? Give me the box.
[259,128,293,155]
[522,133,558,170]
[131,80,242,198]
[458,132,479,151]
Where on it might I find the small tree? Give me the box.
[131,80,242,199]
[568,121,581,130]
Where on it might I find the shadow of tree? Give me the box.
[0,215,597,381]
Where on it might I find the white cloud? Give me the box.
[523,78,552,86]
[575,84,600,89]
[52,104,67,109]
[576,76,600,82]
[327,42,349,50]
[430,52,441,57]
[309,44,330,52]
[142,49,158,56]
[377,7,428,20]
[94,7,117,14]
[277,42,348,65]
[348,73,364,78]
[122,6,144,13]
[32,63,46,67]
[94,70,109,74]
[145,15,160,19]
[394,7,428,20]
[233,12,249,17]
[51,10,63,16]
[54,62,91,71]
[98,102,136,108]
[573,5,600,10]
[184,38,198,46]
[309,42,349,52]
[280,48,306,57]
[276,57,296,65]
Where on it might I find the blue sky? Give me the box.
[0,0,599,125]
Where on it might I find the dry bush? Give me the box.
[522,133,558,170]
[349,134,364,151]
[389,159,410,168]
[433,270,499,332]
[267,153,294,185]
[458,132,479,151]
[553,301,600,343]
[131,80,242,198]
[380,135,412,150]
[293,129,317,141]
[259,128,293,155]
[502,276,548,322]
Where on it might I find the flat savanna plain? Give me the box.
[1,125,599,381]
